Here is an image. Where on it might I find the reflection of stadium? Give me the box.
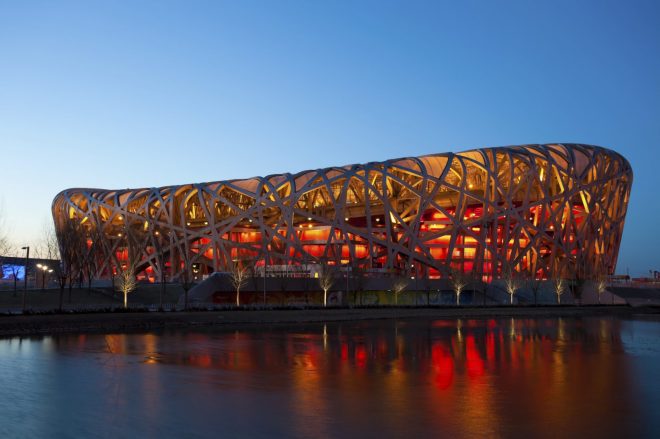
[52,143,631,282]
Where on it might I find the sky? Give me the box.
[0,0,658,276]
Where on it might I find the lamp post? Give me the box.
[37,264,43,289]
[21,246,29,311]
[37,264,49,290]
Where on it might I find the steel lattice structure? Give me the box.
[52,143,632,282]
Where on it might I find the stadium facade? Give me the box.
[52,144,632,283]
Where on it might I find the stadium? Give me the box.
[52,143,632,286]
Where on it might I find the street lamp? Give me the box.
[21,246,29,311]
[37,264,49,290]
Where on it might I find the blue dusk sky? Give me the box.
[0,0,658,275]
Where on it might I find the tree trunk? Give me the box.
[124,290,128,309]
[235,289,240,307]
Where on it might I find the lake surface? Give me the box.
[1,316,659,438]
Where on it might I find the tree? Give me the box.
[178,267,194,310]
[503,265,521,305]
[75,224,99,292]
[6,246,22,294]
[115,224,146,309]
[229,260,249,307]
[392,277,408,306]
[595,272,608,304]
[450,268,468,306]
[318,261,335,307]
[38,220,67,311]
[527,275,543,306]
[55,219,85,305]
[352,262,367,307]
[36,220,61,261]
[116,265,136,308]
[570,258,590,306]
[0,209,13,291]
[149,228,168,311]
[552,278,566,304]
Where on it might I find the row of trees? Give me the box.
[224,258,611,308]
[0,208,613,309]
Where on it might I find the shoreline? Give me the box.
[1,305,658,337]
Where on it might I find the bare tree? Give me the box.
[595,271,608,304]
[552,277,566,304]
[150,229,168,311]
[178,267,194,309]
[318,261,335,307]
[116,265,136,308]
[0,209,12,290]
[229,260,249,307]
[450,268,468,306]
[0,244,9,281]
[5,245,22,294]
[55,219,84,305]
[570,256,590,306]
[79,223,104,292]
[115,224,146,309]
[352,261,367,306]
[38,220,68,311]
[36,220,61,261]
[392,277,408,306]
[527,275,543,306]
[503,265,522,305]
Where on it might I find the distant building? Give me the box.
[52,143,632,283]
[0,256,59,284]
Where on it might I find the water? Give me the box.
[1,316,660,438]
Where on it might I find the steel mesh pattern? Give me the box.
[52,143,632,281]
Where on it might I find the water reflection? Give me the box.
[1,317,659,438]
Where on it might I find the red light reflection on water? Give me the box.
[34,316,644,438]
[431,342,454,389]
[465,336,485,379]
